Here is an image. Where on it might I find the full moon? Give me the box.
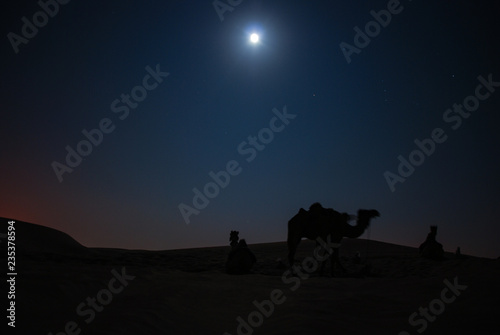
[250,33,259,43]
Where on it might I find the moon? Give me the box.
[250,33,259,44]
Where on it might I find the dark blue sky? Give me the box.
[1,0,499,257]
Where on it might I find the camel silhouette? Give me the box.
[287,202,380,276]
[225,231,257,274]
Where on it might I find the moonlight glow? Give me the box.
[250,33,259,43]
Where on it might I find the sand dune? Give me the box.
[4,218,499,334]
[10,219,88,256]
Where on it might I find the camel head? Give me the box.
[357,209,380,227]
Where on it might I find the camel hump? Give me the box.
[309,202,341,217]
[309,202,324,212]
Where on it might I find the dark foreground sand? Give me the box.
[3,218,500,334]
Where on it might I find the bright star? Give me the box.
[250,33,259,44]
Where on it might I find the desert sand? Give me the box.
[4,218,500,334]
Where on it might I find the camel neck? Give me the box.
[343,220,369,238]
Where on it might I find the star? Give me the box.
[250,33,259,44]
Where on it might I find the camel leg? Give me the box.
[332,248,347,275]
[318,248,329,276]
[330,250,336,276]
[321,248,344,277]
[317,244,339,277]
[287,237,301,268]
[317,248,347,277]
[319,260,325,275]
[319,253,340,277]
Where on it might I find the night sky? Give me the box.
[1,0,499,258]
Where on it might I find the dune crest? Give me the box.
[2,218,87,255]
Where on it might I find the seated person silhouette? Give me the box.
[225,231,257,274]
[419,225,444,260]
